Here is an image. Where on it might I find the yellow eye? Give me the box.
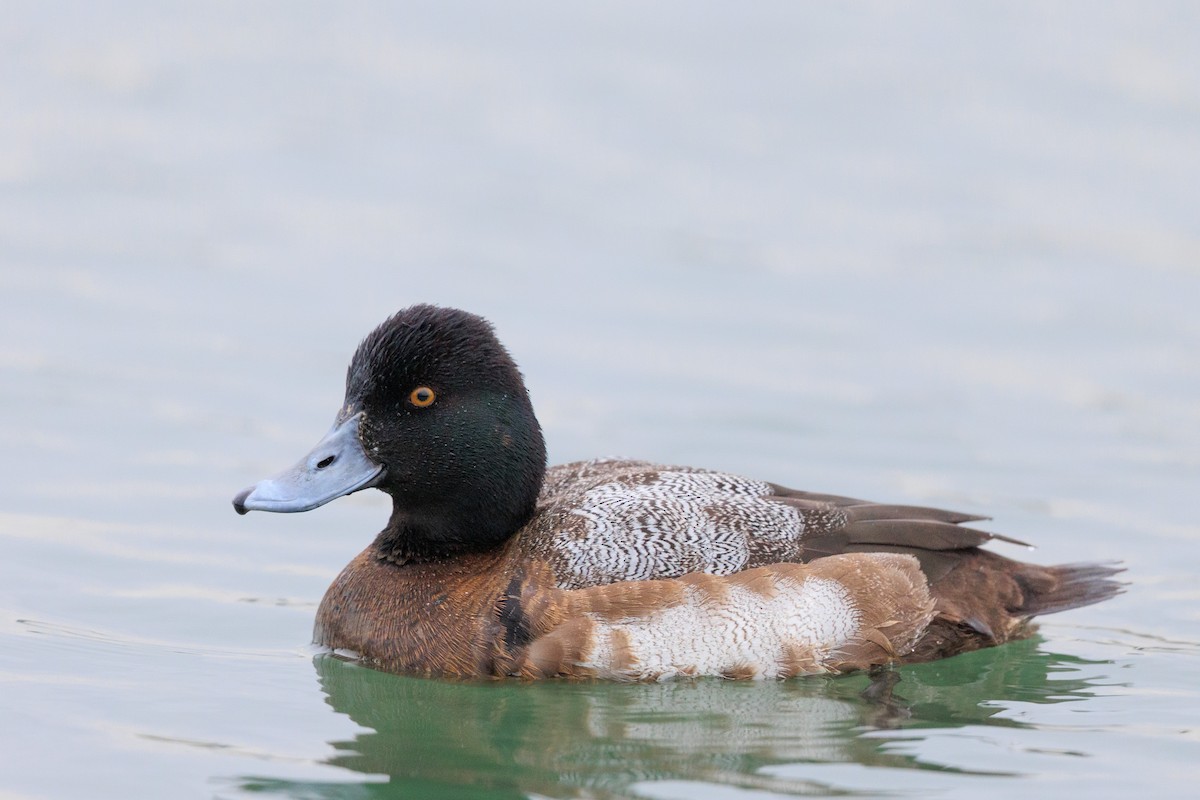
[408,386,436,408]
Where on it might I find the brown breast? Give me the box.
[313,537,571,677]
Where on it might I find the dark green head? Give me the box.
[234,305,547,563]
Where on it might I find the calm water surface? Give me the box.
[2,3,1199,798]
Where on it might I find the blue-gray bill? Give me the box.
[232,411,383,514]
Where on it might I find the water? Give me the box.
[2,2,1198,798]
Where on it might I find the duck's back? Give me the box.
[519,458,1007,591]
[520,459,810,589]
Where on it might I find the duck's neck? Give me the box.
[372,476,544,565]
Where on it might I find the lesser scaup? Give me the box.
[233,305,1121,680]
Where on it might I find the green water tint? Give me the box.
[236,638,1106,799]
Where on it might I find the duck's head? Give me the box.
[233,305,547,562]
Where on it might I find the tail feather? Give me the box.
[1016,561,1125,617]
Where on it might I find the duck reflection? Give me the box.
[238,638,1108,798]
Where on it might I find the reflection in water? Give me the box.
[237,639,1109,799]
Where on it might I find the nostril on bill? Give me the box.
[316,455,336,469]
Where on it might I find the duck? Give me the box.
[232,304,1121,681]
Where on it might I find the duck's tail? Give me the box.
[903,552,1124,662]
[1012,560,1125,617]
[765,490,1125,663]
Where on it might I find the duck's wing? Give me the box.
[522,459,1020,590]
[765,483,1027,580]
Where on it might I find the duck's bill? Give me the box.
[232,412,384,514]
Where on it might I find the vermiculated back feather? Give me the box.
[521,460,807,589]
[519,459,1030,590]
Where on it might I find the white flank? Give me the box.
[580,576,861,680]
